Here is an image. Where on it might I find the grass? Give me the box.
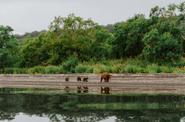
[1,58,185,74]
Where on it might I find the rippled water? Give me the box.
[1,93,185,122]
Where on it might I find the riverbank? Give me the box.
[0,74,185,95]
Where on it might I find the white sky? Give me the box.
[0,0,184,34]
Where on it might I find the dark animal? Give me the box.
[77,76,82,81]
[64,86,70,93]
[65,77,69,82]
[83,86,88,93]
[77,76,88,93]
[77,76,82,93]
[83,77,88,93]
[100,73,111,82]
[77,86,82,93]
[83,77,88,82]
[101,87,110,94]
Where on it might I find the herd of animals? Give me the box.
[64,73,111,94]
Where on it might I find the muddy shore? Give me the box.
[0,74,185,95]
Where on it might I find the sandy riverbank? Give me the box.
[0,74,185,95]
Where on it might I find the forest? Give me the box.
[0,2,185,74]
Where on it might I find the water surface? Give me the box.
[1,94,185,122]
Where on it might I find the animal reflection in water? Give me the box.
[77,76,89,93]
[64,77,70,93]
[64,74,111,94]
[100,73,111,94]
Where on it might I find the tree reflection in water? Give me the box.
[0,111,16,121]
[0,94,184,122]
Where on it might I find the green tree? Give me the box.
[142,28,182,63]
[177,2,185,54]
[0,26,18,69]
[20,14,113,67]
[49,14,98,61]
[90,26,113,59]
[49,14,113,61]
[112,15,149,58]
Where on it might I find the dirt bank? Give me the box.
[0,74,185,95]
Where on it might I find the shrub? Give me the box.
[75,65,93,73]
[44,66,61,74]
[142,29,183,63]
[62,56,78,73]
[1,68,14,74]
[172,59,185,67]
[174,67,185,73]
[146,64,173,73]
[13,68,27,74]
[27,66,46,74]
[121,65,145,73]
[146,64,161,73]
[93,64,111,73]
[159,66,173,73]
[112,17,148,58]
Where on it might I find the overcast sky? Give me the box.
[0,0,184,34]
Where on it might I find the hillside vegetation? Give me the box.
[0,2,185,74]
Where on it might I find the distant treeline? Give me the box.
[0,2,185,71]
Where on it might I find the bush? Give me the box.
[121,65,146,73]
[93,64,112,73]
[146,64,173,73]
[109,65,121,73]
[112,17,148,58]
[0,68,14,74]
[27,66,64,74]
[142,29,183,63]
[2,66,66,74]
[27,66,46,74]
[172,59,185,67]
[75,65,93,73]
[174,67,185,73]
[146,64,161,73]
[44,66,61,74]
[13,68,27,74]
[160,66,174,73]
[62,56,78,73]
[0,68,27,74]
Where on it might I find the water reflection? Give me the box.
[0,94,185,122]
[181,117,185,122]
[101,87,110,94]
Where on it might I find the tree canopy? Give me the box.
[20,14,113,67]
[1,2,185,70]
[0,26,18,69]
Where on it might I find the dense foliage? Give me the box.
[0,26,18,69]
[112,14,150,58]
[0,2,185,73]
[20,14,113,67]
